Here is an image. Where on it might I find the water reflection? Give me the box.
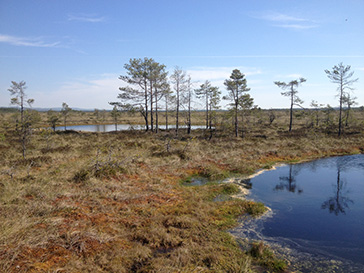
[239,154,364,266]
[321,167,354,215]
[274,165,303,194]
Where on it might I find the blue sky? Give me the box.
[1,0,363,110]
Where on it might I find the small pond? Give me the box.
[231,154,364,271]
[55,124,207,132]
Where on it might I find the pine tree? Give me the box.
[274,78,306,132]
[325,63,358,136]
[8,81,34,159]
[224,69,251,137]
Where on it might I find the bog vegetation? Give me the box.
[1,107,364,272]
[1,60,363,272]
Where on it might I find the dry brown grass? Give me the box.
[0,109,363,272]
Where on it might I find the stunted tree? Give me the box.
[116,58,150,131]
[268,109,276,125]
[147,60,168,132]
[343,93,357,127]
[238,93,254,137]
[110,105,121,131]
[152,67,169,133]
[208,85,221,129]
[325,63,358,136]
[185,76,193,134]
[224,69,251,137]
[112,57,167,132]
[61,102,71,130]
[274,78,306,132]
[170,67,187,136]
[47,110,59,132]
[94,109,100,124]
[323,104,335,131]
[8,81,34,159]
[310,100,324,127]
[195,81,221,130]
[164,87,175,131]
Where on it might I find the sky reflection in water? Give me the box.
[246,154,364,265]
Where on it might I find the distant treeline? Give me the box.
[0,107,18,113]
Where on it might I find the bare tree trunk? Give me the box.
[234,100,238,137]
[344,93,351,127]
[289,87,294,132]
[205,95,209,130]
[338,86,343,136]
[20,96,26,159]
[22,128,26,159]
[150,81,154,132]
[176,81,179,137]
[144,81,149,132]
[241,113,244,138]
[187,91,191,134]
[165,98,168,131]
[209,103,212,130]
[64,116,67,130]
[155,87,159,133]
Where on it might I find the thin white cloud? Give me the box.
[258,12,307,22]
[253,11,318,30]
[67,13,105,23]
[274,24,317,30]
[0,34,60,47]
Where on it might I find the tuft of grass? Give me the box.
[73,169,90,183]
[220,183,240,195]
[248,241,287,272]
[93,161,126,178]
[196,164,230,180]
[243,201,267,217]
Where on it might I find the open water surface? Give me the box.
[55,124,206,132]
[231,154,364,272]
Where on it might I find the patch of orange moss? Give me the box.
[9,245,71,273]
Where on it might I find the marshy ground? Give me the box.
[0,109,363,272]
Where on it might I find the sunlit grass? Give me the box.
[0,109,363,272]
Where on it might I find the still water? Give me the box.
[55,124,206,132]
[234,154,364,269]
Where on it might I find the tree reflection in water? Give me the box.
[274,165,303,194]
[322,167,354,215]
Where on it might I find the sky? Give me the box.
[1,0,363,110]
